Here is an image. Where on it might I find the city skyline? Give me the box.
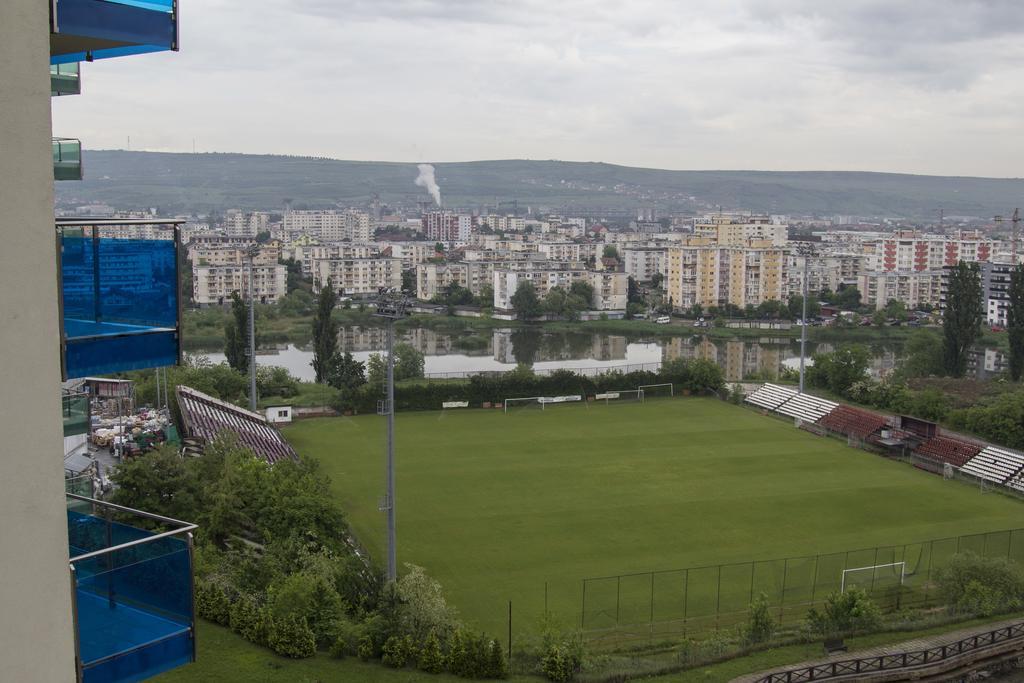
[50,0,1024,178]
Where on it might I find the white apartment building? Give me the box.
[785,253,863,299]
[694,215,789,247]
[194,263,288,305]
[481,215,526,232]
[312,257,403,296]
[981,261,1014,326]
[383,242,436,269]
[285,242,379,274]
[858,270,944,310]
[536,241,582,262]
[589,271,628,310]
[423,211,473,242]
[284,210,372,242]
[493,268,587,310]
[224,209,272,238]
[857,230,994,271]
[622,247,668,282]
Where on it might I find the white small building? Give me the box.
[264,405,293,424]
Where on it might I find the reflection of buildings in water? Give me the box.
[661,337,782,381]
[337,326,387,353]
[491,330,628,364]
[335,326,494,357]
[868,349,898,378]
[969,347,1007,380]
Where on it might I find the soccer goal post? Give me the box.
[595,389,644,404]
[639,383,674,398]
[504,397,542,413]
[840,561,906,593]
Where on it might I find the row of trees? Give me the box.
[510,280,594,321]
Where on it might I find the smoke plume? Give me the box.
[414,163,441,206]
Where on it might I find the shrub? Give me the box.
[805,588,881,636]
[418,631,446,673]
[229,596,270,646]
[935,552,1024,615]
[195,580,232,625]
[744,592,776,644]
[396,564,459,641]
[486,638,509,679]
[540,644,579,682]
[267,614,316,658]
[357,634,376,661]
[269,571,346,648]
[328,619,361,659]
[381,634,417,668]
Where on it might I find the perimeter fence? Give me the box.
[578,526,1024,646]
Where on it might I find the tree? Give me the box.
[650,272,665,289]
[835,285,862,311]
[401,268,415,295]
[942,261,984,377]
[884,298,909,322]
[899,329,944,378]
[280,257,306,294]
[787,294,820,320]
[367,353,386,386]
[872,309,887,327]
[627,276,643,304]
[510,280,541,320]
[224,291,249,374]
[602,245,619,259]
[569,279,593,303]
[476,283,494,309]
[326,352,366,392]
[806,346,870,396]
[1008,265,1024,381]
[394,343,425,381]
[311,280,339,384]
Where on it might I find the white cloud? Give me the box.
[51,0,1024,176]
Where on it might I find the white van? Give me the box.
[655,316,671,324]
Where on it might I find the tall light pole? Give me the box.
[796,242,813,394]
[246,245,259,412]
[374,287,410,583]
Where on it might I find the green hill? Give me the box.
[57,150,1024,218]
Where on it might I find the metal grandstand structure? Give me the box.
[175,386,298,464]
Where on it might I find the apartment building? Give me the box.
[4,1,197,680]
[383,241,436,269]
[858,270,945,310]
[312,257,404,296]
[481,215,526,232]
[493,268,587,310]
[589,270,628,310]
[981,261,1014,326]
[285,242,379,275]
[785,253,863,299]
[622,247,668,282]
[666,242,787,310]
[189,244,279,267]
[194,262,288,305]
[284,209,372,242]
[536,241,582,262]
[694,215,789,247]
[423,211,473,242]
[862,230,994,271]
[225,209,272,237]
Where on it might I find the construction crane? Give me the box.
[994,208,1021,264]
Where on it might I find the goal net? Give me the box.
[841,561,906,594]
[504,395,583,412]
[639,383,674,399]
[595,389,644,404]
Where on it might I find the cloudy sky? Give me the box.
[52,0,1024,176]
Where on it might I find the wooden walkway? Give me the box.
[732,617,1024,682]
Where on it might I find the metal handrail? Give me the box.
[753,620,1024,682]
[56,218,186,226]
[66,493,197,563]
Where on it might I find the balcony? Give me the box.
[54,137,83,181]
[68,494,196,683]
[50,0,178,65]
[51,62,82,95]
[57,219,183,379]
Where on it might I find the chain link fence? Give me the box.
[578,527,1024,646]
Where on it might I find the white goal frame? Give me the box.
[639,383,674,397]
[840,561,905,593]
[595,389,645,404]
[504,397,542,413]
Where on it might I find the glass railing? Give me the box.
[63,392,91,437]
[68,494,196,683]
[51,62,82,96]
[53,138,83,181]
[50,0,178,65]
[57,219,184,379]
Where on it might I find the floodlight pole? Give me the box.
[375,288,409,583]
[799,249,809,394]
[247,246,258,412]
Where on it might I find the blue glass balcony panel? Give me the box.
[68,504,196,683]
[50,0,178,65]
[58,225,181,380]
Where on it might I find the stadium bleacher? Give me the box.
[915,436,983,468]
[745,383,798,411]
[1007,471,1024,494]
[818,405,888,440]
[776,393,839,423]
[960,445,1024,485]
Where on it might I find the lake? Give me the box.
[197,327,923,383]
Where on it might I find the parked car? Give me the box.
[656,316,671,324]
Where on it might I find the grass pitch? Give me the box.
[284,398,1024,639]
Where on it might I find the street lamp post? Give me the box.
[374,288,410,583]
[797,242,813,394]
[246,245,259,412]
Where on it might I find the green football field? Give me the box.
[283,398,1024,640]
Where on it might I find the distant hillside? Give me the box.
[56,150,1024,219]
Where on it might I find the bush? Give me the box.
[357,634,376,661]
[744,592,776,644]
[486,638,509,679]
[229,596,270,646]
[195,579,232,625]
[540,644,579,682]
[805,588,881,636]
[269,571,346,648]
[267,614,317,658]
[417,631,445,673]
[381,634,417,668]
[935,552,1024,615]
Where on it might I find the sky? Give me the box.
[52,0,1024,177]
